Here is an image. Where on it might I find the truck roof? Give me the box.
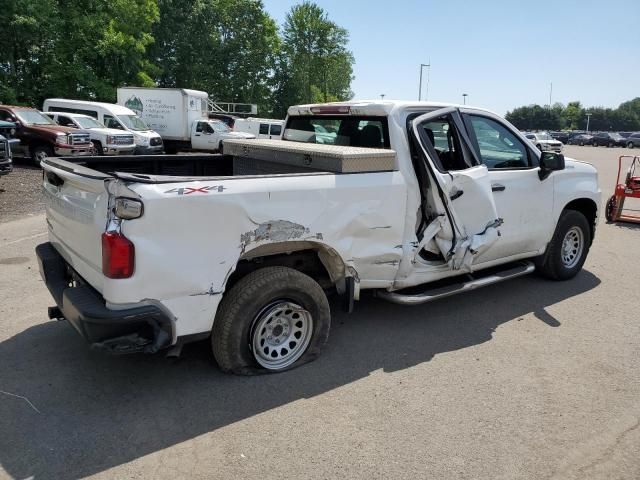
[287,100,498,117]
[117,87,209,99]
[44,99,137,115]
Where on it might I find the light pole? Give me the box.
[586,112,592,133]
[462,93,468,105]
[380,94,385,100]
[418,61,431,101]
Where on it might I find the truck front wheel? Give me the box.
[31,145,53,167]
[535,210,591,280]
[92,140,104,155]
[212,266,330,375]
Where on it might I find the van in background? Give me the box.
[42,99,163,154]
[233,118,283,139]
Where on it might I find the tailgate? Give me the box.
[41,158,112,293]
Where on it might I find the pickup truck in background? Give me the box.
[44,112,136,155]
[36,101,600,375]
[0,106,92,166]
[524,132,563,153]
[117,87,255,154]
[0,132,12,176]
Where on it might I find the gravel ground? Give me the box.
[0,160,45,223]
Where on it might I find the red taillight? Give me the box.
[102,232,135,279]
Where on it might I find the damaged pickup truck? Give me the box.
[36,101,600,374]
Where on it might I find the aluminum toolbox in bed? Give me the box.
[223,138,396,173]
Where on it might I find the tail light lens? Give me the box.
[102,232,135,279]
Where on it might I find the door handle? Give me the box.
[450,189,464,200]
[195,134,201,136]
[491,184,506,192]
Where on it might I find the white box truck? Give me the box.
[117,87,254,154]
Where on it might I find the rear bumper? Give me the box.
[36,242,173,354]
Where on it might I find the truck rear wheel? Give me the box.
[212,266,330,375]
[31,145,52,167]
[535,210,591,280]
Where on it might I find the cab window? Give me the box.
[465,115,531,169]
[417,115,471,171]
[269,124,282,136]
[259,123,269,135]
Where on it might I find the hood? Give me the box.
[564,157,597,174]
[88,127,134,137]
[23,124,83,140]
[222,131,256,139]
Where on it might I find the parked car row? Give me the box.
[1,88,287,169]
[550,130,640,148]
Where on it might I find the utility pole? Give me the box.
[549,82,553,110]
[462,93,468,105]
[586,112,592,133]
[418,61,431,101]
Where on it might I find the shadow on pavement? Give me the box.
[0,270,600,479]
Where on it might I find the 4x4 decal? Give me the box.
[164,185,226,195]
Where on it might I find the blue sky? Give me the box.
[262,0,640,115]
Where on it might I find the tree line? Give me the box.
[505,98,640,132]
[0,0,354,118]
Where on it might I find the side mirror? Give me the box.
[539,152,565,180]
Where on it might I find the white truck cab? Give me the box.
[36,100,600,375]
[43,99,164,154]
[116,87,254,154]
[44,112,136,155]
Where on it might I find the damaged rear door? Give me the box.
[411,108,502,271]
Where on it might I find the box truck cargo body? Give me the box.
[117,88,254,153]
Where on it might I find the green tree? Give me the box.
[273,1,354,116]
[150,0,280,114]
[0,0,158,106]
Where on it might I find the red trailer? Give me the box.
[605,155,640,224]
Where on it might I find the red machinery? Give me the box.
[605,155,640,224]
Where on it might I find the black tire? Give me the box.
[91,140,104,155]
[579,140,585,146]
[605,195,617,222]
[218,142,224,154]
[607,141,613,148]
[31,144,53,167]
[628,142,634,149]
[536,210,591,280]
[592,141,598,147]
[212,266,331,375]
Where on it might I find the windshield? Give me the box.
[210,120,230,132]
[536,133,553,141]
[283,115,389,149]
[15,110,56,126]
[75,117,104,129]
[117,114,149,131]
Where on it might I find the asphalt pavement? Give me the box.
[0,146,638,479]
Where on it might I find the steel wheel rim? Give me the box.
[251,301,313,370]
[561,226,584,269]
[36,150,48,162]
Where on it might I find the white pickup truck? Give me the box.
[36,101,600,375]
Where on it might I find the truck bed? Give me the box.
[57,141,396,183]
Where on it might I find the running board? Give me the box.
[376,261,535,305]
